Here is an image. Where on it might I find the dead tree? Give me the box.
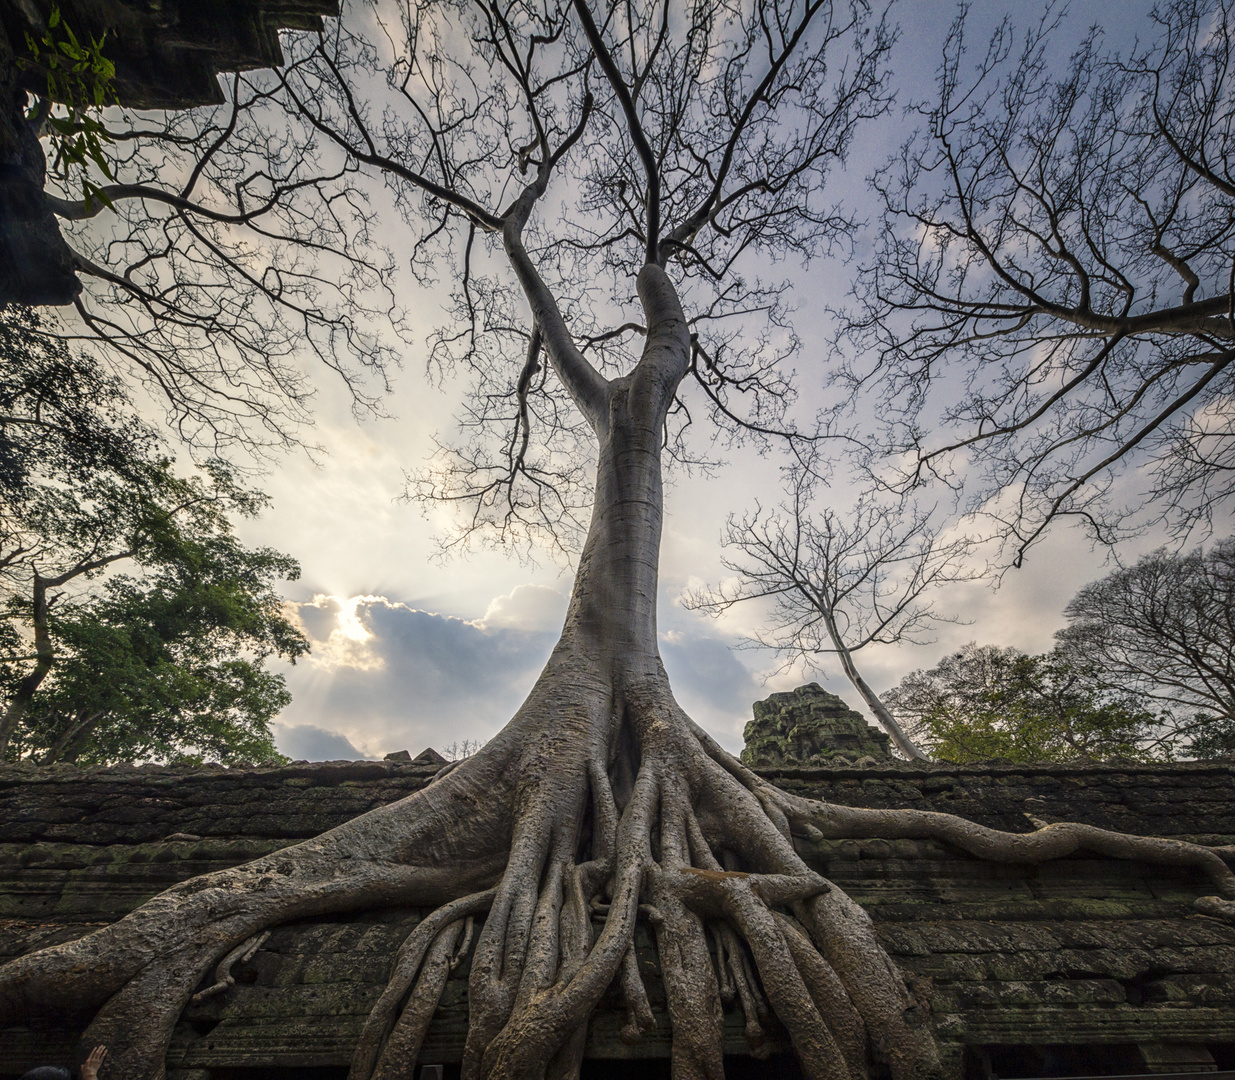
[3,4,1235,1080]
[684,460,974,760]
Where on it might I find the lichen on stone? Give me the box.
[742,683,891,765]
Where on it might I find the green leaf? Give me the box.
[0,312,306,766]
[82,179,115,212]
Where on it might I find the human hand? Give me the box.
[81,1045,106,1080]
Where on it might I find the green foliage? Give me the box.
[0,306,156,498]
[882,644,1164,764]
[21,6,117,211]
[17,539,305,766]
[1187,716,1235,759]
[0,306,308,766]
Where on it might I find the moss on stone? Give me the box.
[742,683,891,765]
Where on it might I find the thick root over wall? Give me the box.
[2,664,1234,1080]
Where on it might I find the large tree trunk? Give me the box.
[2,267,1233,1080]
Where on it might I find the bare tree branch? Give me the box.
[842,0,1235,562]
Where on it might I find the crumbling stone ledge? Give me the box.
[2,756,1233,1078]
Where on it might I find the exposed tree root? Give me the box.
[690,720,1235,905]
[191,931,271,1003]
[3,665,1233,1080]
[352,891,495,1080]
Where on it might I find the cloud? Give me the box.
[272,585,787,758]
[274,723,371,761]
[474,584,568,631]
[287,594,389,671]
[659,629,765,748]
[275,591,559,758]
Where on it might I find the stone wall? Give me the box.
[2,757,1234,1078]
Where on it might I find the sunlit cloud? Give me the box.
[275,586,561,758]
[291,594,421,672]
[473,584,568,632]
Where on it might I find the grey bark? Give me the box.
[818,606,928,761]
[1,266,1233,1080]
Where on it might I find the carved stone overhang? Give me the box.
[0,0,339,306]
[1,757,1234,1078]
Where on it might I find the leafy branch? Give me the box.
[22,6,118,211]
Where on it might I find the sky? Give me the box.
[175,0,1231,763]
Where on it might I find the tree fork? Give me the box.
[4,265,1235,1080]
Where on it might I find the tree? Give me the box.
[4,5,1235,1080]
[684,457,975,760]
[845,0,1235,565]
[5,534,308,768]
[0,305,308,764]
[5,2,400,452]
[1057,539,1235,758]
[881,643,1164,764]
[0,304,154,497]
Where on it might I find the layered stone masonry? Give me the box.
[1,756,1234,1078]
[742,683,895,766]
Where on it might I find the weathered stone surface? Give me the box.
[742,683,891,765]
[1,757,1234,1077]
[4,0,340,113]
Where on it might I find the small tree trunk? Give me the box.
[820,607,929,760]
[0,573,54,758]
[39,709,107,765]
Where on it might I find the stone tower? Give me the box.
[742,682,891,765]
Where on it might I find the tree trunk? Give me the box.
[819,608,928,761]
[0,573,54,759]
[39,708,107,765]
[3,267,1233,1080]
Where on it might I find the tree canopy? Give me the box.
[1057,537,1235,758]
[881,643,1165,764]
[17,0,1235,568]
[0,305,308,765]
[15,0,898,478]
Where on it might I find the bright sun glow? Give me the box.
[335,595,376,642]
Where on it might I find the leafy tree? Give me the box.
[6,5,1235,1080]
[0,303,153,495]
[0,305,308,764]
[882,644,1163,764]
[9,534,306,767]
[1057,539,1235,758]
